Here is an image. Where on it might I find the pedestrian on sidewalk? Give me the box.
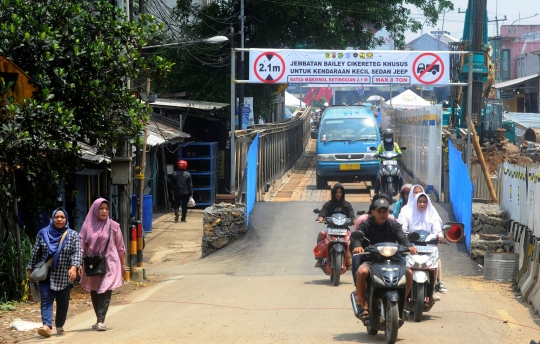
[27,208,82,338]
[169,159,193,222]
[79,198,126,331]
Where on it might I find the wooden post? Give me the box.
[470,123,498,202]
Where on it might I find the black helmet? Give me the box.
[381,129,393,141]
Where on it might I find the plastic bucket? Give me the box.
[484,252,519,280]
[446,224,464,242]
[142,194,153,233]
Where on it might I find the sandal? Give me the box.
[92,323,98,330]
[37,326,52,338]
[359,308,369,320]
[56,327,66,335]
[97,323,107,331]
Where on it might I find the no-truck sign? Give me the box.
[412,53,445,85]
[248,49,449,86]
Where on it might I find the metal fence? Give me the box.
[234,107,311,201]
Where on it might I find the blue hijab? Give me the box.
[41,208,70,271]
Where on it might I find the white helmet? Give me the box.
[324,102,329,107]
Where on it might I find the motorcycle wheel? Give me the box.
[332,252,342,286]
[387,182,394,197]
[414,283,424,322]
[384,299,399,344]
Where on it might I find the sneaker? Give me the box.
[436,280,448,294]
[432,293,441,301]
[92,323,98,330]
[315,258,323,268]
[174,213,179,222]
[56,327,66,335]
[181,219,186,222]
[97,323,106,331]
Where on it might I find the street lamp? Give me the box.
[511,13,539,25]
[142,35,229,49]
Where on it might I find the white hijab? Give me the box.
[410,192,443,235]
[398,184,424,220]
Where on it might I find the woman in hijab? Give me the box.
[79,198,126,331]
[27,208,82,337]
[400,193,448,293]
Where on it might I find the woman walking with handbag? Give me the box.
[27,208,82,338]
[79,198,126,331]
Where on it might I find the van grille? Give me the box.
[335,154,365,160]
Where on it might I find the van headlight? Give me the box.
[364,153,377,160]
[377,246,398,257]
[317,154,334,161]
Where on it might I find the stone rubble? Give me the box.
[470,203,512,265]
[202,203,247,257]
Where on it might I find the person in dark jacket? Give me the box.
[314,183,355,267]
[169,160,193,222]
[350,197,417,319]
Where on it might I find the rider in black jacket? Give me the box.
[350,198,417,319]
[314,183,355,267]
[169,160,193,223]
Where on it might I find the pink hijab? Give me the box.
[80,198,112,255]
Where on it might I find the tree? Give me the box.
[152,0,453,115]
[0,0,172,237]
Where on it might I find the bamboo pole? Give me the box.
[470,122,498,202]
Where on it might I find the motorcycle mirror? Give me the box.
[408,232,420,241]
[313,208,320,214]
[369,146,377,151]
[351,231,364,240]
[357,210,366,215]
[442,224,452,232]
[400,147,407,151]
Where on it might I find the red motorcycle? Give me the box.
[313,210,353,286]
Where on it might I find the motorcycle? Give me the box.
[313,209,353,286]
[404,230,440,322]
[374,148,406,197]
[349,231,408,344]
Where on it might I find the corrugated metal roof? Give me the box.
[146,115,190,146]
[79,142,110,164]
[503,112,540,140]
[150,98,229,110]
[493,74,539,89]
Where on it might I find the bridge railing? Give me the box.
[234,107,311,201]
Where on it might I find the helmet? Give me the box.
[324,102,329,107]
[177,160,188,170]
[381,129,394,141]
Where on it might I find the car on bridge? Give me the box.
[315,105,380,189]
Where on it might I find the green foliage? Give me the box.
[156,0,453,120]
[0,230,32,303]
[0,0,173,236]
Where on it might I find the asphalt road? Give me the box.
[22,201,540,344]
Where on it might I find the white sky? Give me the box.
[404,0,539,44]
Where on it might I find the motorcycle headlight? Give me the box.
[382,169,390,176]
[317,154,334,162]
[377,246,398,257]
[332,216,346,226]
[390,169,398,175]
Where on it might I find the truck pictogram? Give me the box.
[416,63,440,75]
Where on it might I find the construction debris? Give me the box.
[470,203,513,265]
[202,203,247,257]
[471,144,532,173]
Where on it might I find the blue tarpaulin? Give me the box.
[448,139,473,250]
[246,133,259,226]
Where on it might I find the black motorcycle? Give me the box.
[350,231,409,344]
[374,147,406,197]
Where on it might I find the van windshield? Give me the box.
[320,118,378,142]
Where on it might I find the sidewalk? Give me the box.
[140,207,204,278]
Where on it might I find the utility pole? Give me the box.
[489,15,507,36]
[230,25,236,193]
[238,0,245,129]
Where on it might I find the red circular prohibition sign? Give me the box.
[253,52,286,84]
[412,53,445,85]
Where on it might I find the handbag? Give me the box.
[83,225,111,277]
[31,230,68,282]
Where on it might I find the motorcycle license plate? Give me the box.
[383,160,397,166]
[340,164,360,170]
[327,228,347,236]
[415,245,435,253]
